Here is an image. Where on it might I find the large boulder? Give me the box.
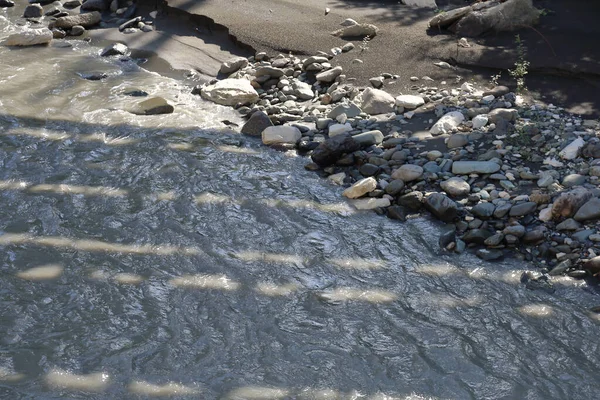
[451,0,540,37]
[2,28,52,46]
[261,126,301,146]
[200,79,259,106]
[311,134,360,167]
[551,188,593,221]
[361,88,395,115]
[241,111,273,137]
[429,5,471,29]
[51,12,102,29]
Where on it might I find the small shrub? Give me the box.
[508,34,530,93]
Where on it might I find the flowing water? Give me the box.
[1,6,600,400]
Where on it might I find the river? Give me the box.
[1,4,600,400]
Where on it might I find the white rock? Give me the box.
[351,197,391,210]
[261,126,301,145]
[395,95,425,109]
[472,114,489,129]
[2,28,53,46]
[291,81,314,100]
[559,137,585,160]
[328,172,346,185]
[440,177,470,197]
[403,0,437,7]
[391,164,423,182]
[200,79,259,106]
[340,18,358,26]
[342,177,377,199]
[328,123,352,137]
[219,57,249,75]
[539,206,553,222]
[543,157,564,168]
[361,87,395,115]
[430,111,465,135]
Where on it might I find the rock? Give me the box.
[219,56,248,75]
[2,28,52,46]
[131,97,174,115]
[62,0,81,7]
[574,198,600,222]
[462,229,492,245]
[485,233,504,246]
[316,66,343,83]
[200,79,259,106]
[262,126,301,146]
[471,202,495,218]
[328,103,362,119]
[452,0,541,37]
[430,111,465,135]
[360,163,379,177]
[69,26,85,36]
[559,137,585,160]
[341,43,355,52]
[292,81,314,100]
[369,76,384,88]
[556,218,582,231]
[0,0,15,7]
[440,177,470,197]
[342,177,377,199]
[332,23,379,38]
[79,72,108,81]
[582,142,600,158]
[584,256,600,273]
[341,18,358,27]
[548,260,571,276]
[387,205,407,221]
[52,12,102,29]
[80,0,108,11]
[404,0,437,7]
[392,164,424,182]
[424,193,458,222]
[395,95,424,109]
[476,249,503,261]
[399,191,424,210]
[509,202,537,217]
[446,134,468,149]
[361,88,395,115]
[351,197,391,210]
[472,114,488,129]
[385,180,405,196]
[241,111,273,137]
[487,108,518,123]
[551,188,592,220]
[328,123,352,137]
[119,17,142,32]
[562,174,586,187]
[311,134,360,167]
[452,161,500,175]
[23,4,43,18]
[353,130,384,146]
[100,43,128,57]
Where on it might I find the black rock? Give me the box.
[359,163,379,177]
[567,270,588,279]
[424,193,458,222]
[101,43,128,57]
[241,111,273,137]
[439,227,456,249]
[476,248,503,261]
[123,89,148,97]
[387,205,407,222]
[311,134,360,167]
[0,0,15,7]
[79,72,108,81]
[398,191,423,211]
[548,259,571,276]
[461,229,492,245]
[471,202,495,219]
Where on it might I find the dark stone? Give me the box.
[398,191,423,211]
[23,4,43,18]
[584,256,600,273]
[359,163,379,177]
[387,205,407,222]
[79,72,108,81]
[311,134,360,167]
[476,248,503,261]
[582,142,600,158]
[548,259,571,276]
[471,202,495,219]
[298,140,319,152]
[462,229,492,245]
[131,97,174,115]
[119,16,142,32]
[385,179,404,196]
[439,227,456,249]
[483,86,510,97]
[572,229,594,242]
[424,193,458,222]
[493,118,513,136]
[241,111,273,137]
[568,270,589,279]
[484,233,504,247]
[509,202,537,217]
[0,0,15,7]
[123,89,148,97]
[101,43,128,57]
[493,203,512,219]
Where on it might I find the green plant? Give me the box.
[490,71,502,87]
[508,34,530,93]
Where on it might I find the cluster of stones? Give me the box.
[198,46,600,282]
[1,0,151,46]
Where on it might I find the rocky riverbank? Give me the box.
[194,37,600,287]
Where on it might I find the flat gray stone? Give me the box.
[452,161,501,175]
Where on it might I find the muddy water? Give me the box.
[1,5,600,400]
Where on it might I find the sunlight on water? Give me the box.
[0,233,201,255]
[45,369,110,392]
[217,145,259,155]
[195,192,233,205]
[517,303,554,318]
[330,258,386,270]
[255,282,300,297]
[225,386,290,400]
[425,294,482,308]
[234,251,304,265]
[16,264,64,281]
[114,273,146,285]
[0,367,25,382]
[414,264,462,277]
[169,274,241,290]
[127,380,200,396]
[27,183,129,197]
[318,288,397,304]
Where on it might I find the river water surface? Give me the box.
[1,5,600,400]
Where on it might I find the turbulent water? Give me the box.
[1,5,600,400]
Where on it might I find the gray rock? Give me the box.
[399,191,424,210]
[316,66,343,83]
[562,174,586,187]
[387,205,407,221]
[353,130,384,146]
[101,43,128,57]
[462,229,492,244]
[509,202,537,217]
[291,81,314,100]
[556,218,582,231]
[385,179,405,196]
[584,256,600,274]
[424,193,458,222]
[80,0,108,11]
[483,86,510,97]
[0,0,15,7]
[361,87,395,115]
[452,161,500,175]
[493,203,512,218]
[219,56,248,75]
[552,188,593,220]
[331,23,379,38]
[440,177,470,197]
[360,163,379,177]
[572,229,595,242]
[241,111,273,137]
[476,248,503,261]
[69,25,85,36]
[131,97,174,115]
[262,126,302,145]
[328,102,361,119]
[23,4,43,18]
[201,79,259,106]
[52,12,102,29]
[392,164,424,182]
[574,198,600,222]
[2,28,53,46]
[255,66,285,78]
[488,108,518,123]
[503,224,526,237]
[453,0,540,37]
[471,202,495,218]
[311,134,360,167]
[446,134,468,149]
[484,233,504,246]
